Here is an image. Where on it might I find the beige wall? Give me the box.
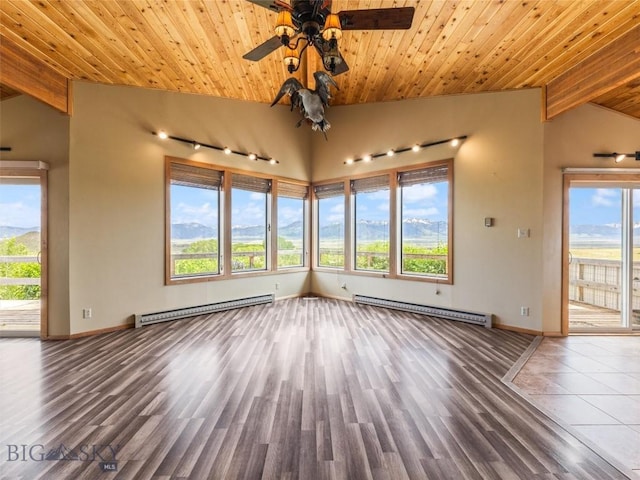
[542,104,640,333]
[0,95,71,336]
[311,90,545,331]
[68,82,310,334]
[5,82,638,336]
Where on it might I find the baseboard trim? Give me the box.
[45,323,134,340]
[493,323,542,336]
[542,331,565,337]
[309,291,351,302]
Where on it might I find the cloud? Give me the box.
[278,205,303,225]
[591,188,617,207]
[402,184,438,203]
[173,201,218,224]
[232,202,266,226]
[0,201,41,228]
[404,207,439,217]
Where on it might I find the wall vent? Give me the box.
[135,294,274,328]
[352,295,492,328]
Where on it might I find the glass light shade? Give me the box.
[283,47,300,69]
[322,13,342,41]
[275,10,295,38]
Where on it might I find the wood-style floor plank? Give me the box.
[0,298,630,479]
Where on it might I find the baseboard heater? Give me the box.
[135,294,274,328]
[352,295,492,328]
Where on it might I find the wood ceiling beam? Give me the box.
[0,36,71,115]
[545,24,640,120]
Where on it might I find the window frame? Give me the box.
[311,159,453,284]
[396,160,453,283]
[351,174,392,274]
[165,156,310,285]
[165,157,223,285]
[313,180,349,270]
[275,181,310,270]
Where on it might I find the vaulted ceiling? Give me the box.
[1,1,639,119]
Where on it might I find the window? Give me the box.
[398,163,450,279]
[352,175,390,272]
[315,182,345,268]
[167,161,222,281]
[277,182,308,268]
[311,160,453,283]
[231,173,271,272]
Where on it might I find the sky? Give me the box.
[0,184,41,228]
[569,187,630,225]
[171,185,303,227]
[8,183,625,230]
[149,182,451,228]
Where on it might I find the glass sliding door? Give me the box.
[632,188,640,329]
[565,176,639,332]
[0,167,47,337]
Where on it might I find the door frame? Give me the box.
[562,171,640,335]
[0,161,48,338]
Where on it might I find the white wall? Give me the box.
[0,96,71,336]
[311,90,545,331]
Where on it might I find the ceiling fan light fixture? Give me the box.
[283,47,300,73]
[274,10,295,41]
[322,14,342,42]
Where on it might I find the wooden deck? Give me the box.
[0,300,40,333]
[569,302,640,329]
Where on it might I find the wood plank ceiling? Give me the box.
[1,0,639,118]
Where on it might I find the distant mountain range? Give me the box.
[170,219,448,241]
[0,225,40,239]
[571,224,640,237]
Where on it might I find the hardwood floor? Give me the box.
[0,298,630,479]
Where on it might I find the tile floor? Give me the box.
[512,335,640,478]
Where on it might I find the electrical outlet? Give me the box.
[83,308,92,319]
[341,282,347,289]
[520,306,529,316]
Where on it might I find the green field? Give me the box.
[571,247,640,261]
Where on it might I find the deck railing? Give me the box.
[0,255,40,287]
[568,256,640,311]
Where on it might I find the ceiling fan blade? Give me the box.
[245,0,291,13]
[338,7,415,30]
[243,35,284,61]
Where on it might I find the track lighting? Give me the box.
[593,151,640,162]
[153,131,278,164]
[344,136,468,165]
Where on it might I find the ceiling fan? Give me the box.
[243,0,415,76]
